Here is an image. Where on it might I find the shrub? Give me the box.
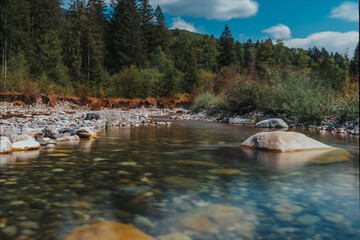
[191,92,225,112]
[109,65,151,99]
[270,72,333,124]
[226,76,274,113]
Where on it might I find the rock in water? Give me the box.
[255,118,288,128]
[12,138,41,151]
[76,128,96,138]
[0,136,12,153]
[65,222,155,240]
[241,131,334,152]
[175,204,254,234]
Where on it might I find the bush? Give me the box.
[226,75,274,114]
[191,92,225,112]
[270,72,333,124]
[108,65,151,99]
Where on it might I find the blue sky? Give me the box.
[65,0,359,54]
[152,0,359,54]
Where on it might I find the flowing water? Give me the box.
[0,121,359,240]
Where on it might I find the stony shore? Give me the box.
[0,101,177,154]
[174,109,359,135]
[0,100,358,154]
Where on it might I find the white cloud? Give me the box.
[285,31,359,54]
[330,1,359,22]
[262,24,291,39]
[171,17,198,32]
[150,0,259,21]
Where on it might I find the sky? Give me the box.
[151,0,359,55]
[65,0,359,54]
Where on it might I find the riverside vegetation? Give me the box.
[0,0,359,126]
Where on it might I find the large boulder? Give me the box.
[76,128,96,138]
[241,131,334,152]
[65,222,155,240]
[0,136,12,153]
[12,138,41,151]
[255,118,288,128]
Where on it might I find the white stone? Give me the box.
[12,139,40,151]
[255,118,288,128]
[241,131,334,152]
[0,136,12,153]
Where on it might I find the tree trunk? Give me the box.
[87,35,90,84]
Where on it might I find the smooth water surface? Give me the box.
[0,121,359,240]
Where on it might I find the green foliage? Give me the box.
[191,92,225,112]
[227,76,273,114]
[109,65,150,99]
[0,0,357,128]
[217,24,236,68]
[270,72,333,123]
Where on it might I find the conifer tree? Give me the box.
[217,24,235,68]
[86,0,107,86]
[154,5,170,52]
[65,0,87,82]
[139,0,155,59]
[184,44,199,93]
[108,0,142,72]
[350,42,359,78]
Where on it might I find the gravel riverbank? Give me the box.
[0,101,358,155]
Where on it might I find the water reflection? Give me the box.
[0,122,359,240]
[242,148,350,169]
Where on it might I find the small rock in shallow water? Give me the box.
[209,169,242,175]
[19,221,39,229]
[275,213,294,222]
[65,222,155,240]
[274,203,303,214]
[319,211,344,223]
[177,160,218,167]
[157,233,192,240]
[134,215,153,227]
[2,226,17,236]
[297,214,321,225]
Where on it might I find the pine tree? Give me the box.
[154,5,170,52]
[216,24,235,68]
[0,0,32,85]
[350,42,359,78]
[86,0,107,87]
[65,0,87,82]
[184,44,198,93]
[29,0,65,81]
[108,0,143,72]
[235,41,245,68]
[139,0,155,59]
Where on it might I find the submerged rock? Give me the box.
[177,160,218,167]
[175,205,255,235]
[274,203,303,214]
[157,233,192,240]
[209,169,242,175]
[65,222,155,240]
[255,118,288,128]
[241,131,334,152]
[162,176,198,187]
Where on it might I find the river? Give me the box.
[0,120,359,239]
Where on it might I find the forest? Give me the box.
[0,0,359,123]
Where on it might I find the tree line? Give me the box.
[0,0,359,99]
